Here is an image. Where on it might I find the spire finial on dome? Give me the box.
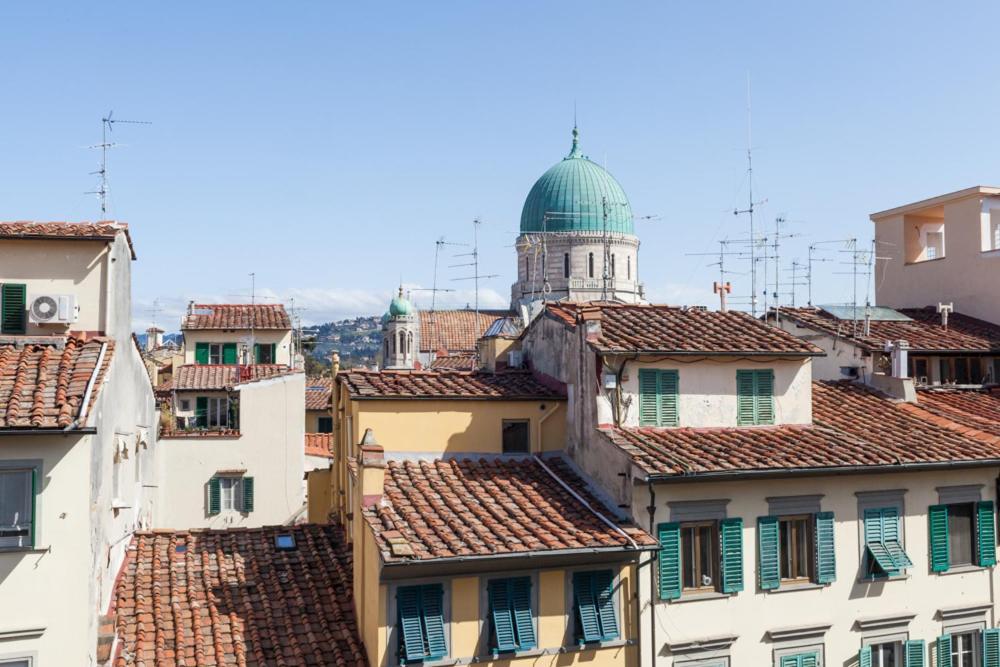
[567,125,582,159]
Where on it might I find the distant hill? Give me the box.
[135,331,183,348]
[305,315,381,371]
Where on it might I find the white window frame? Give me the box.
[208,343,223,364]
[0,463,39,550]
[206,397,229,428]
[219,476,243,512]
[951,630,981,667]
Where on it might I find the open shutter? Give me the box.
[195,342,209,364]
[510,577,535,650]
[222,342,237,364]
[638,370,659,426]
[0,283,27,334]
[928,504,950,572]
[719,518,744,593]
[882,506,913,569]
[756,370,775,424]
[736,370,756,425]
[573,572,601,643]
[594,570,619,640]
[270,343,277,363]
[196,397,208,428]
[242,477,254,512]
[977,501,997,567]
[659,371,679,426]
[937,635,952,667]
[757,516,780,590]
[859,646,872,667]
[985,629,1000,667]
[657,523,682,600]
[814,512,836,584]
[488,580,516,653]
[904,640,926,667]
[207,477,221,516]
[29,467,37,548]
[397,586,427,661]
[421,584,447,659]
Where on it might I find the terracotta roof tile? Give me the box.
[418,309,511,353]
[339,369,564,400]
[0,220,136,259]
[778,306,1000,353]
[112,524,366,667]
[605,381,1000,477]
[182,303,291,330]
[173,364,299,390]
[429,353,478,370]
[545,302,823,355]
[363,456,654,562]
[306,376,333,410]
[306,433,334,458]
[914,388,1000,438]
[0,337,114,430]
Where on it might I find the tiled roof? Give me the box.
[112,524,366,667]
[418,309,512,353]
[173,364,299,390]
[364,456,655,562]
[777,306,1000,353]
[306,433,334,458]
[181,303,291,330]
[339,369,564,400]
[0,220,136,259]
[429,353,478,370]
[0,337,114,430]
[605,381,1000,478]
[545,302,823,355]
[915,388,1000,438]
[306,376,333,410]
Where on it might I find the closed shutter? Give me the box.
[937,635,952,667]
[736,370,756,425]
[659,370,679,426]
[195,342,209,364]
[977,501,997,567]
[222,342,237,364]
[904,640,925,667]
[757,516,780,590]
[638,370,659,426]
[814,512,836,584]
[859,646,872,667]
[196,397,208,428]
[270,343,277,362]
[779,657,799,667]
[488,579,516,653]
[29,467,37,548]
[421,584,447,659]
[985,628,1000,667]
[801,654,818,667]
[242,477,254,512]
[397,586,427,661]
[756,369,775,424]
[0,284,26,334]
[510,577,535,650]
[593,570,618,640]
[207,477,221,515]
[573,572,601,643]
[657,523,682,600]
[254,343,262,363]
[928,505,950,572]
[719,517,744,593]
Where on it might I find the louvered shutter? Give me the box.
[196,397,208,428]
[779,657,799,667]
[904,640,926,667]
[638,370,659,426]
[659,371,679,426]
[510,577,535,650]
[207,477,221,516]
[882,506,913,569]
[593,570,619,640]
[928,505,950,572]
[488,580,516,653]
[657,523,682,600]
[977,501,997,567]
[397,586,427,661]
[859,646,872,667]
[195,342,209,364]
[756,370,775,424]
[242,477,254,512]
[29,467,37,548]
[573,572,601,643]
[736,370,756,425]
[985,628,1000,667]
[814,512,836,584]
[800,654,818,667]
[420,584,447,659]
[0,284,27,334]
[719,518,744,593]
[937,635,952,667]
[757,516,780,590]
[222,342,237,364]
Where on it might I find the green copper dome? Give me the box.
[387,287,414,318]
[520,127,634,235]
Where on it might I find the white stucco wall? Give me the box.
[774,319,874,382]
[181,329,293,365]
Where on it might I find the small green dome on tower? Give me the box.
[520,126,634,235]
[387,286,415,318]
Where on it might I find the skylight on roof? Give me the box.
[818,305,913,322]
[274,534,296,550]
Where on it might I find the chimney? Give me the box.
[358,429,385,507]
[580,307,603,342]
[331,351,341,377]
[872,339,916,402]
[885,339,910,379]
[937,302,954,330]
[145,326,163,352]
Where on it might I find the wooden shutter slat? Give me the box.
[397,586,427,661]
[814,512,836,584]
[593,570,618,640]
[421,584,447,659]
[720,517,744,593]
[1,284,27,334]
[736,370,756,425]
[984,628,1000,667]
[756,369,775,424]
[242,477,254,512]
[904,639,926,667]
[928,504,950,572]
[978,501,997,567]
[757,516,780,590]
[510,577,535,650]
[937,635,952,667]
[659,370,679,426]
[859,646,872,667]
[488,579,516,653]
[573,572,601,642]
[657,523,682,600]
[638,370,659,426]
[207,477,221,516]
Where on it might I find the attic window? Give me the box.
[274,534,296,550]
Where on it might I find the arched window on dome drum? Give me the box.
[384,338,389,358]
[588,253,595,278]
[627,256,631,280]
[397,331,404,358]
[611,254,616,277]
[407,332,413,357]
[563,253,570,279]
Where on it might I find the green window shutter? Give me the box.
[814,512,836,584]
[757,516,780,590]
[195,397,208,428]
[928,504,950,572]
[195,342,209,364]
[509,577,535,650]
[397,586,427,661]
[0,283,27,334]
[659,370,679,426]
[488,579,516,653]
[593,569,619,641]
[937,635,952,667]
[657,523,682,600]
[985,628,1000,667]
[207,477,221,515]
[756,369,775,424]
[270,343,277,362]
[801,654,818,667]
[859,646,872,667]
[29,467,37,548]
[882,506,913,569]
[864,508,898,576]
[779,657,799,667]
[719,517,744,593]
[736,370,756,425]
[977,501,997,567]
[421,584,447,659]
[904,640,926,667]
[222,342,237,364]
[573,572,601,643]
[638,370,659,426]
[242,477,254,512]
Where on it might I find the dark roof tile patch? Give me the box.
[173,364,298,390]
[915,388,1000,438]
[0,220,136,259]
[182,303,291,330]
[339,369,564,400]
[418,309,512,353]
[306,376,333,410]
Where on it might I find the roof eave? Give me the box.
[349,394,566,402]
[0,427,97,436]
[643,458,1000,483]
[596,347,823,358]
[870,185,1000,220]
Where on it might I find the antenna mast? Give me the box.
[450,218,499,320]
[732,76,765,316]
[86,111,151,216]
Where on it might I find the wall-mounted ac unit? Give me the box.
[28,294,79,324]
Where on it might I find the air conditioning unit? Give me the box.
[28,294,79,324]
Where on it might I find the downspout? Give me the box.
[67,340,108,431]
[647,479,657,667]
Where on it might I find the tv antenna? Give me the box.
[807,239,853,307]
[732,75,767,316]
[450,218,499,319]
[86,111,151,216]
[764,216,801,320]
[430,237,465,311]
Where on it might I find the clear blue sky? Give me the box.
[2,2,996,330]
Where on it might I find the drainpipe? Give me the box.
[647,479,657,667]
[67,340,109,430]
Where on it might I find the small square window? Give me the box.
[274,534,296,550]
[180,399,190,411]
[502,420,530,454]
[208,343,223,365]
[317,417,333,433]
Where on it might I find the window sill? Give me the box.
[856,573,910,584]
[937,564,990,576]
[666,590,732,604]
[766,581,828,594]
[429,639,633,666]
[904,256,947,265]
[0,546,48,555]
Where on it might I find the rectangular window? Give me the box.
[317,416,333,434]
[929,501,996,571]
[681,521,717,591]
[760,512,835,590]
[993,217,1000,251]
[779,653,819,667]
[486,577,535,653]
[208,343,223,364]
[179,399,190,411]
[863,507,913,578]
[572,570,619,643]
[638,369,679,427]
[950,631,979,667]
[0,659,32,667]
[255,343,276,364]
[736,369,774,425]
[220,476,242,511]
[208,475,254,515]
[869,641,901,667]
[397,584,447,662]
[779,515,812,583]
[563,253,570,279]
[909,357,930,384]
[501,420,530,454]
[195,342,209,364]
[926,231,944,259]
[0,283,27,334]
[0,468,34,548]
[201,397,229,428]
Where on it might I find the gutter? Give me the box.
[350,395,566,402]
[0,428,96,436]
[68,340,108,431]
[381,544,656,570]
[645,458,1000,483]
[593,348,822,358]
